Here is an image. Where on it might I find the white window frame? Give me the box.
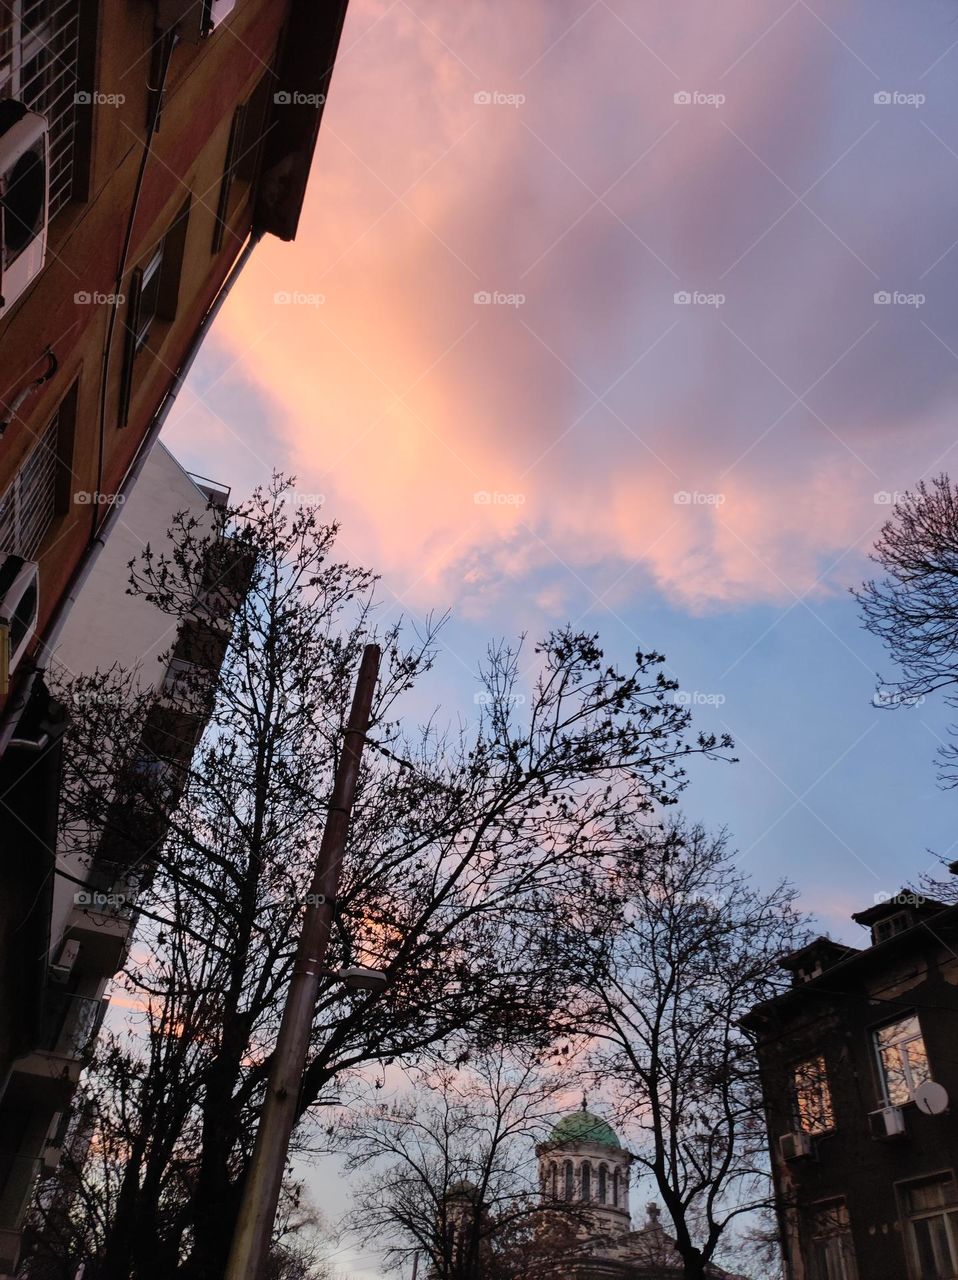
[873,1013,932,1107]
[0,0,81,218]
[0,409,60,556]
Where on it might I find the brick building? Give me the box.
[0,0,349,1270]
[744,890,958,1280]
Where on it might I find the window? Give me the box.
[119,197,191,425]
[875,1015,931,1106]
[874,912,911,944]
[211,73,272,253]
[563,1161,573,1202]
[0,0,82,218]
[581,1162,591,1201]
[549,1162,557,1201]
[598,1164,607,1204]
[809,1200,858,1280]
[612,1168,620,1207]
[0,389,74,555]
[793,1056,835,1134]
[903,1175,958,1280]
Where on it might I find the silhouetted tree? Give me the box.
[31,479,733,1279]
[854,475,958,783]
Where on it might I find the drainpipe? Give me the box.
[0,230,262,755]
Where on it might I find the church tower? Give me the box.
[536,1099,633,1239]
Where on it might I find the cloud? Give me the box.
[211,0,958,614]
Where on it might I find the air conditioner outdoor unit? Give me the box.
[869,1105,906,1140]
[779,1131,813,1161]
[0,555,40,694]
[0,102,49,319]
[156,0,236,41]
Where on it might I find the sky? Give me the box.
[161,2,958,1271]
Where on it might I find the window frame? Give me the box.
[118,196,191,426]
[873,1013,932,1107]
[0,382,75,557]
[792,1054,836,1135]
[807,1198,859,1280]
[899,1172,958,1280]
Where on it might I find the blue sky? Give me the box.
[160,2,958,1268]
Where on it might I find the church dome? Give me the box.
[549,1108,621,1151]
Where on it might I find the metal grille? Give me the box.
[0,409,59,555]
[0,0,81,218]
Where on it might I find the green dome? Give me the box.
[549,1109,621,1151]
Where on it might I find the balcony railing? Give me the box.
[39,990,105,1059]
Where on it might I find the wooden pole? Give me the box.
[224,644,381,1280]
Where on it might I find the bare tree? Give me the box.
[854,475,958,783]
[33,478,733,1278]
[583,819,805,1280]
[338,1049,584,1279]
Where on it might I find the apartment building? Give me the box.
[0,0,349,1269]
[744,889,958,1280]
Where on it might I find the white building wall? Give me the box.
[47,442,220,959]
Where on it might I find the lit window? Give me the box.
[903,1175,958,1280]
[598,1164,607,1204]
[809,1200,858,1280]
[874,1015,931,1106]
[793,1056,835,1134]
[0,0,82,218]
[581,1163,591,1201]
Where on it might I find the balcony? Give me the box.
[65,862,138,974]
[0,1156,42,1269]
[7,992,106,1106]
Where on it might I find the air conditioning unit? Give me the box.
[156,0,236,40]
[779,1131,813,1161]
[0,102,49,319]
[869,1105,906,1140]
[0,555,40,694]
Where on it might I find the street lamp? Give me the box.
[335,965,389,992]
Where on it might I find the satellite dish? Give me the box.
[912,1081,949,1115]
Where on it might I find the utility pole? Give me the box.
[224,643,381,1280]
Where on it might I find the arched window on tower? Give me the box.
[550,1162,557,1200]
[598,1164,607,1204]
[612,1168,620,1207]
[564,1161,574,1201]
[581,1163,592,1201]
